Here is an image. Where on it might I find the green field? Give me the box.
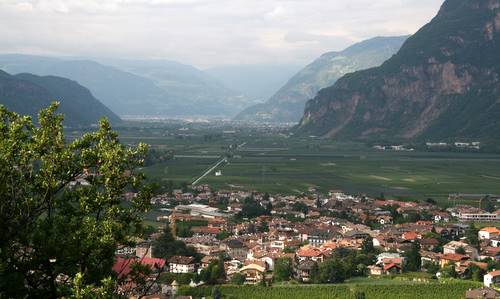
[68,122,500,206]
[134,127,500,205]
[178,280,482,299]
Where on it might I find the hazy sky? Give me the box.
[0,0,444,68]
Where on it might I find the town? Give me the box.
[114,185,500,298]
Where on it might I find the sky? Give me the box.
[0,0,445,68]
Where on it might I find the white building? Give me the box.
[168,256,197,273]
[479,227,500,240]
[174,204,228,219]
[484,270,500,287]
[459,212,500,222]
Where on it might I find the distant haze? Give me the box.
[205,64,302,102]
[0,0,443,68]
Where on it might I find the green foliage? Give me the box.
[467,265,486,282]
[0,104,150,297]
[70,273,115,299]
[212,287,222,299]
[486,259,500,271]
[144,148,173,166]
[292,201,309,214]
[175,219,208,238]
[273,258,293,282]
[404,242,422,272]
[238,196,269,219]
[230,273,246,285]
[351,290,366,299]
[258,221,269,233]
[158,272,198,285]
[361,236,375,254]
[315,259,348,284]
[200,258,226,284]
[423,261,440,275]
[440,265,457,279]
[465,224,479,248]
[152,226,200,261]
[216,231,232,240]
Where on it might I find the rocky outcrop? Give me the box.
[297,0,500,141]
[235,36,408,123]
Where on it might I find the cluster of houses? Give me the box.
[426,142,481,150]
[115,186,500,297]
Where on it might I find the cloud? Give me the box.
[285,31,353,44]
[0,0,445,67]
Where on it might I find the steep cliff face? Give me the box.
[235,36,408,123]
[298,0,500,140]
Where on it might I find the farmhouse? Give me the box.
[239,263,266,284]
[479,227,500,240]
[222,239,249,261]
[168,256,197,273]
[296,246,327,263]
[443,241,479,260]
[484,270,500,287]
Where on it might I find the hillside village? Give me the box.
[115,185,500,298]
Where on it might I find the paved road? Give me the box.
[191,157,227,186]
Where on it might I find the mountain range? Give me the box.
[0,70,120,127]
[297,0,500,141]
[235,36,408,123]
[0,55,254,118]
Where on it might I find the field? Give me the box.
[70,121,500,206]
[178,279,482,299]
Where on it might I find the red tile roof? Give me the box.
[480,227,500,234]
[487,270,500,277]
[403,231,419,241]
[297,247,323,257]
[382,258,403,265]
[383,263,401,271]
[168,256,196,265]
[441,253,468,262]
[112,257,166,278]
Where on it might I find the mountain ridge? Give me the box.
[0,70,121,127]
[0,55,252,118]
[235,36,409,123]
[297,0,500,141]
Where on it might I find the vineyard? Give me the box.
[178,280,482,299]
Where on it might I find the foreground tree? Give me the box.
[0,103,151,298]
